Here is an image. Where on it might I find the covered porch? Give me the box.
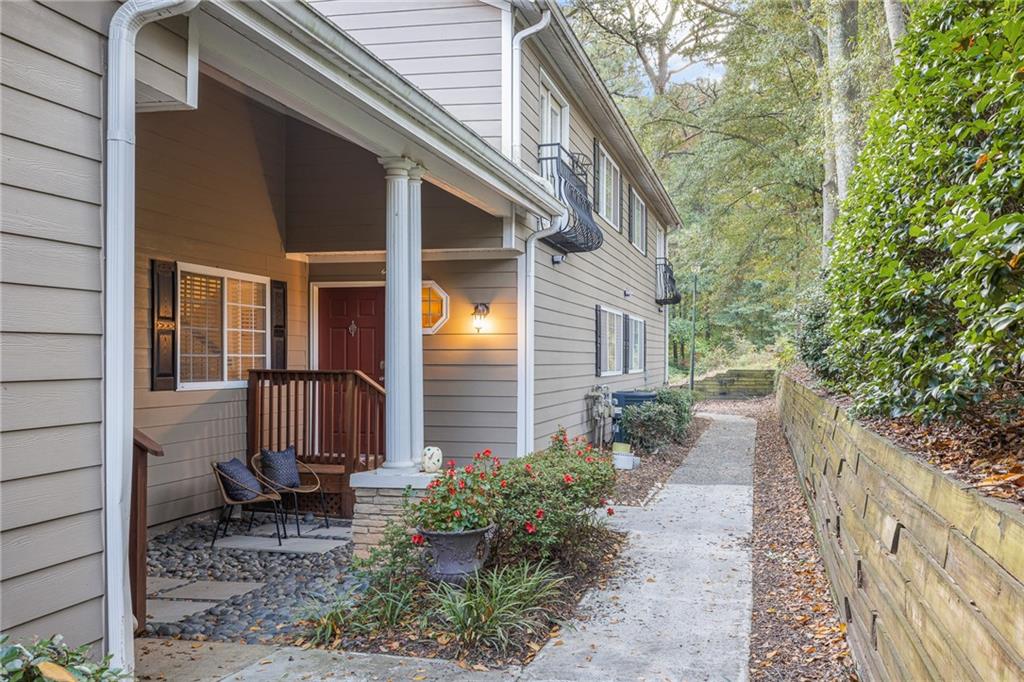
[134,70,527,527]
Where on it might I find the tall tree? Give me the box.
[882,0,908,57]
[825,0,859,201]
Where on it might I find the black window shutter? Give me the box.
[627,186,635,243]
[592,137,600,208]
[616,170,623,228]
[270,280,287,369]
[595,305,602,376]
[151,260,177,391]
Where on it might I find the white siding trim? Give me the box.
[516,249,528,456]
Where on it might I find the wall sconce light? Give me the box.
[472,303,490,333]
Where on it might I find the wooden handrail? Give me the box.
[247,369,387,475]
[133,427,164,456]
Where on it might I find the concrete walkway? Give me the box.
[523,412,755,681]
[136,413,755,682]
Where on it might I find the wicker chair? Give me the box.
[251,452,330,537]
[209,463,285,548]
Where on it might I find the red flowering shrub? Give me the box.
[406,451,501,532]
[492,428,615,562]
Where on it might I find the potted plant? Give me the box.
[407,451,502,584]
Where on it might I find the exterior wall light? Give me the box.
[472,303,490,333]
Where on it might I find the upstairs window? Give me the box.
[596,305,624,376]
[628,317,646,373]
[178,264,269,389]
[629,188,647,254]
[540,73,569,191]
[596,144,621,228]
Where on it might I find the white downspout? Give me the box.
[511,9,551,164]
[523,206,566,451]
[105,0,199,670]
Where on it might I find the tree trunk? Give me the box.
[822,146,838,266]
[883,0,907,59]
[826,0,859,202]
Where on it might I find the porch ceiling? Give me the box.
[194,1,563,221]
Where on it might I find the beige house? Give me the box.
[0,0,681,668]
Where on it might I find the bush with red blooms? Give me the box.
[492,427,615,562]
[406,451,502,532]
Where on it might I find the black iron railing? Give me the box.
[656,258,682,305]
[538,143,604,253]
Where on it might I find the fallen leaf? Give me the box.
[35,662,76,682]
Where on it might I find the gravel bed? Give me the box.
[699,397,857,681]
[144,516,358,644]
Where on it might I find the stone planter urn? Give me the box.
[419,524,495,584]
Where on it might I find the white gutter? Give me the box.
[511,9,551,164]
[104,0,199,670]
[522,205,567,451]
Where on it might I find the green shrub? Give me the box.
[654,386,694,440]
[431,562,565,653]
[827,0,1024,418]
[621,402,676,453]
[794,284,836,380]
[1,635,127,681]
[307,521,426,643]
[492,429,614,562]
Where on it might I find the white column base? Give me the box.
[350,468,437,489]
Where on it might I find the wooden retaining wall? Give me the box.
[689,368,776,400]
[777,375,1024,681]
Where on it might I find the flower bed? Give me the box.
[298,430,622,667]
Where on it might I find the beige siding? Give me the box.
[133,77,308,526]
[309,0,504,147]
[520,44,668,450]
[310,259,518,461]
[38,1,193,108]
[0,0,106,650]
[285,118,503,252]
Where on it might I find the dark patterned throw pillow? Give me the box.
[261,445,300,490]
[216,458,262,501]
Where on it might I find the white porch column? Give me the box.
[380,157,416,468]
[408,165,425,460]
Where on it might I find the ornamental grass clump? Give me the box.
[431,562,566,654]
[826,0,1024,420]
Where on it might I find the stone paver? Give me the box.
[160,580,264,601]
[249,521,353,540]
[146,576,189,596]
[212,534,348,554]
[146,598,220,623]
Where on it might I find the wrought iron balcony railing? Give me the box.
[656,258,683,305]
[538,143,604,253]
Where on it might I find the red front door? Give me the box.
[318,286,385,382]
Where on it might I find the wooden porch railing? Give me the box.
[246,369,386,475]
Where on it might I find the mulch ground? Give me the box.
[699,397,857,682]
[610,416,712,505]
[292,525,626,670]
[787,364,1024,511]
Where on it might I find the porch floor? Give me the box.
[143,515,358,642]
